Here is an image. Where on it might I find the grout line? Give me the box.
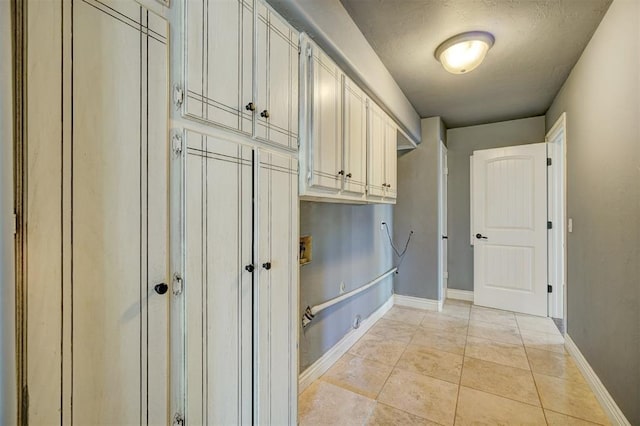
[517,317,550,425]
[451,307,470,426]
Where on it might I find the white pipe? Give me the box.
[302,268,397,327]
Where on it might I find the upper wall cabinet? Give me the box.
[304,41,343,193]
[184,0,299,150]
[255,2,299,150]
[368,101,397,202]
[342,76,367,196]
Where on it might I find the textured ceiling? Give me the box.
[341,0,612,128]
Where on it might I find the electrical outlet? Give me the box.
[380,221,386,230]
[339,282,346,294]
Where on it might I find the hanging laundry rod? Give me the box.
[302,267,397,327]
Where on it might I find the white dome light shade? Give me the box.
[435,31,495,74]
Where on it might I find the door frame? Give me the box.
[546,113,567,322]
[438,139,448,301]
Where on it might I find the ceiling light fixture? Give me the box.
[435,31,495,74]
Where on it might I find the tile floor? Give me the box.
[299,300,610,426]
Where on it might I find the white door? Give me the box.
[184,0,253,134]
[440,141,448,294]
[255,1,299,149]
[473,143,547,316]
[342,76,367,195]
[255,150,298,425]
[367,101,386,198]
[183,131,253,425]
[308,46,342,191]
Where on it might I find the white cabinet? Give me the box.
[368,101,397,202]
[305,42,343,192]
[342,76,367,195]
[255,2,300,150]
[24,1,170,423]
[184,0,298,150]
[180,129,298,425]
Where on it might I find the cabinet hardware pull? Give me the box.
[337,170,345,176]
[245,264,255,273]
[346,173,352,178]
[260,110,270,118]
[154,283,169,295]
[262,262,272,270]
[245,102,256,111]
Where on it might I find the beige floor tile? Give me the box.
[411,327,467,355]
[468,320,523,345]
[366,403,440,426]
[465,335,530,370]
[378,369,458,425]
[349,333,408,366]
[461,356,540,406]
[368,318,418,343]
[516,314,562,334]
[534,373,609,424]
[526,347,585,382]
[444,299,472,307]
[420,311,469,335]
[395,344,463,383]
[384,306,427,326]
[455,386,546,425]
[521,329,566,353]
[544,409,605,425]
[470,306,518,327]
[321,353,394,399]
[299,380,376,426]
[440,303,471,319]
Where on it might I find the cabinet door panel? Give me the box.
[309,48,342,191]
[184,131,253,425]
[385,119,398,200]
[255,3,299,149]
[184,0,252,134]
[367,102,386,198]
[71,1,168,423]
[256,151,298,425]
[343,77,367,195]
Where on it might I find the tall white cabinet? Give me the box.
[179,130,298,425]
[22,0,169,423]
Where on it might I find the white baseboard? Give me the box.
[446,288,474,302]
[565,334,631,426]
[298,296,393,394]
[393,294,442,312]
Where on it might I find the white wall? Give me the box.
[546,0,640,422]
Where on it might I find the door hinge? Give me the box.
[547,221,553,229]
[547,158,552,166]
[172,412,185,426]
[172,133,183,155]
[444,167,449,175]
[21,385,29,425]
[547,284,553,293]
[173,84,184,108]
[172,273,184,296]
[13,213,17,235]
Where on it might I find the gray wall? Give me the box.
[393,117,445,301]
[446,116,546,291]
[546,0,640,422]
[299,202,394,371]
[1,0,16,422]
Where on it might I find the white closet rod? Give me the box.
[302,267,397,327]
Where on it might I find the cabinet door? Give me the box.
[183,131,253,425]
[184,0,253,135]
[343,77,367,195]
[367,101,386,198]
[308,46,343,191]
[255,1,299,149]
[384,118,398,200]
[256,150,298,425]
